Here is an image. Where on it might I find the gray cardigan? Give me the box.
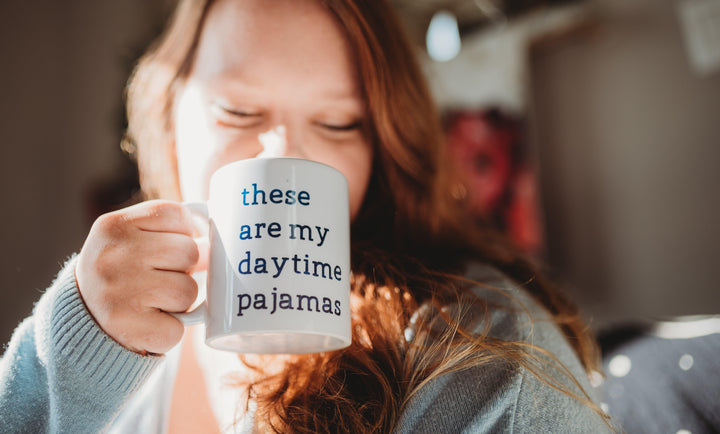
[0,258,612,433]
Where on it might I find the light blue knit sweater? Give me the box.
[0,258,612,433]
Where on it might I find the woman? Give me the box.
[0,0,613,432]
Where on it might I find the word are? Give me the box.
[241,183,310,206]
[237,251,342,281]
[237,288,342,316]
[239,222,329,247]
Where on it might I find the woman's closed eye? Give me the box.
[209,102,263,128]
[315,120,362,133]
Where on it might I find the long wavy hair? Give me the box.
[125,0,607,431]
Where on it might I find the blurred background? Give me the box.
[1,0,719,346]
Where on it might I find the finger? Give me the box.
[129,310,186,355]
[142,232,200,272]
[189,213,209,238]
[189,236,209,274]
[140,270,199,313]
[122,200,195,236]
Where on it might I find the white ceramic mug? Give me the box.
[175,157,351,354]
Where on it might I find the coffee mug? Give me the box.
[175,157,351,354]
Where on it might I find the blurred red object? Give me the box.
[444,109,544,256]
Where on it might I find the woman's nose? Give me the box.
[257,125,308,158]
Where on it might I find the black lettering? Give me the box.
[240,186,310,206]
[270,288,277,314]
[269,188,283,204]
[303,254,310,275]
[253,293,267,310]
[292,254,302,274]
[252,183,266,205]
[239,225,252,240]
[254,222,266,238]
[267,222,281,237]
[312,260,332,279]
[296,294,320,312]
[279,293,293,310]
[298,190,310,205]
[271,257,288,278]
[237,294,251,316]
[289,223,313,242]
[322,297,333,314]
[238,251,251,274]
[254,257,267,274]
[315,226,329,247]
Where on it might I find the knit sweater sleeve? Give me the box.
[0,256,163,433]
[393,265,614,433]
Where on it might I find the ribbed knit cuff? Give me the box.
[34,255,163,397]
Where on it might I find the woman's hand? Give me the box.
[75,200,206,355]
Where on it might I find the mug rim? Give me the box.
[206,329,352,354]
[211,157,348,185]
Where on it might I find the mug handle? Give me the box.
[170,201,209,326]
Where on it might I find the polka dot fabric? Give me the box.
[598,317,720,434]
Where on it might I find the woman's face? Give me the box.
[174,0,373,220]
